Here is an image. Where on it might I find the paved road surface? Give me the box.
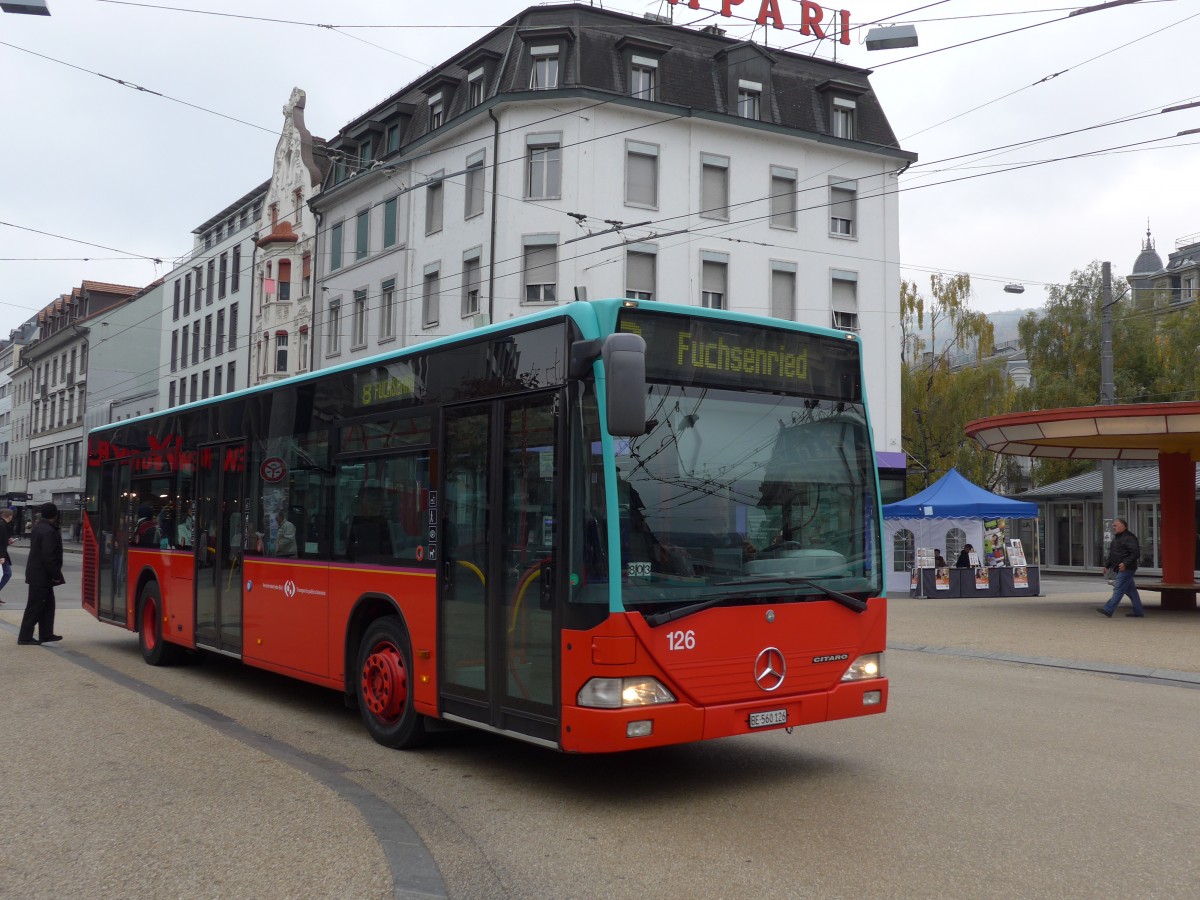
[2,562,1197,898]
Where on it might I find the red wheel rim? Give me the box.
[142,596,158,651]
[361,641,407,723]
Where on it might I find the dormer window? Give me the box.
[630,55,657,100]
[428,94,444,130]
[357,140,372,172]
[737,80,761,119]
[832,96,856,139]
[385,123,400,154]
[530,46,559,90]
[468,68,485,107]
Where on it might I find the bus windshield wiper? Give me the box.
[642,577,866,627]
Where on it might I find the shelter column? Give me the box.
[1157,451,1197,610]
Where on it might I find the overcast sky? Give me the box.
[1,0,1196,336]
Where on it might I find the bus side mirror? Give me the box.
[602,333,647,437]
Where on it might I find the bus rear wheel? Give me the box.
[138,582,181,666]
[356,617,427,749]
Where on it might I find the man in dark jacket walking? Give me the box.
[18,502,65,645]
[1098,516,1144,618]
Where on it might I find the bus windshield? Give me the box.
[613,385,881,613]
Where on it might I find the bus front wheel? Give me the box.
[356,617,428,749]
[138,582,180,666]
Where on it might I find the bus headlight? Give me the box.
[578,677,676,708]
[841,653,883,682]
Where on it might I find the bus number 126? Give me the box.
[667,630,696,651]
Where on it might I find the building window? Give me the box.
[426,174,444,235]
[192,326,200,365]
[170,331,178,372]
[530,47,559,90]
[180,326,189,369]
[770,166,798,230]
[830,179,857,237]
[214,365,223,397]
[357,139,372,174]
[169,381,176,407]
[219,252,228,298]
[625,141,659,208]
[832,270,859,331]
[352,289,368,348]
[298,328,309,372]
[700,153,729,221]
[526,135,561,199]
[701,253,728,309]
[468,69,484,107]
[327,298,342,355]
[385,123,400,154]
[630,56,657,99]
[737,80,761,119]
[356,209,369,260]
[770,262,796,320]
[428,95,444,130]
[226,303,238,352]
[202,370,210,400]
[422,265,441,327]
[462,252,481,317]
[203,315,212,360]
[173,279,181,320]
[380,279,397,340]
[190,374,198,403]
[382,196,398,248]
[523,238,558,303]
[626,247,656,301]
[194,267,203,308]
[226,361,236,392]
[330,221,344,271]
[206,259,215,304]
[183,273,191,316]
[465,151,485,219]
[276,332,289,372]
[832,96,856,139]
[232,245,241,293]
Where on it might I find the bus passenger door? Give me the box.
[439,392,561,746]
[194,442,245,656]
[96,460,130,625]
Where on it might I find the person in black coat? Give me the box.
[0,508,14,604]
[955,544,975,568]
[18,502,65,645]
[1098,516,1144,617]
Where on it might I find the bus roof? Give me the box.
[92,299,860,434]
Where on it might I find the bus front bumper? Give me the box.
[560,678,888,753]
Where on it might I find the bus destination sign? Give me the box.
[354,361,425,410]
[619,310,861,401]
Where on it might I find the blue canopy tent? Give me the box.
[882,469,1037,594]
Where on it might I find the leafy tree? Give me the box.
[1016,261,1161,486]
[901,273,1020,494]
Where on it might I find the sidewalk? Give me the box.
[888,576,1200,677]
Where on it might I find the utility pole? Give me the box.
[1100,261,1117,557]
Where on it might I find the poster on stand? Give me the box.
[916,548,935,569]
[968,551,980,567]
[935,567,950,590]
[1013,565,1029,589]
[1007,539,1027,567]
[975,567,990,590]
[910,567,918,590]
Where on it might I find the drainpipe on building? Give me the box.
[311,209,323,371]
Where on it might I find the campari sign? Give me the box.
[668,0,852,41]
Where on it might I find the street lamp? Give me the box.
[0,1,50,13]
[865,25,918,51]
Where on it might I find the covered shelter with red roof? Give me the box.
[966,401,1200,610]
